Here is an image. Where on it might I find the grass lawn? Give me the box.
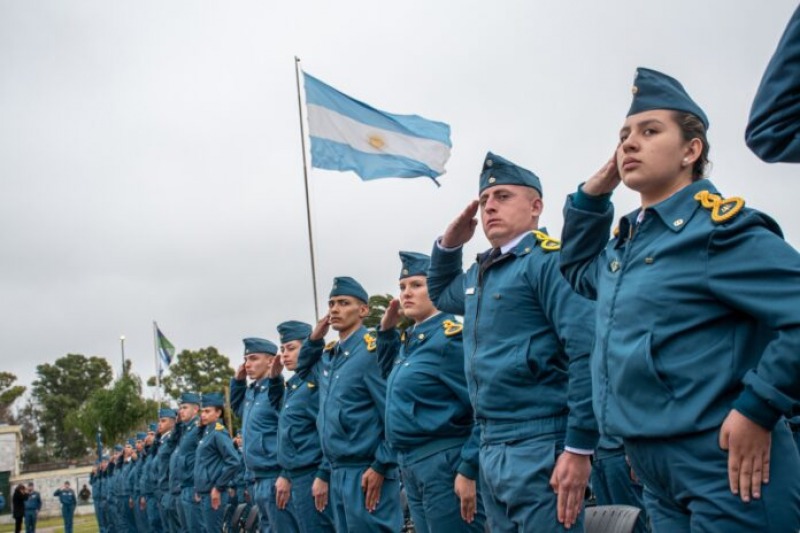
[0,515,98,533]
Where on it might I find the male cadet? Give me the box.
[140,423,163,533]
[427,152,597,532]
[90,462,104,533]
[53,481,77,533]
[275,320,335,532]
[172,392,203,531]
[130,432,148,532]
[230,338,284,532]
[23,482,41,533]
[154,407,179,533]
[107,445,124,532]
[118,438,137,533]
[296,277,402,532]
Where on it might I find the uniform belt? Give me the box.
[479,414,568,443]
[251,466,281,479]
[285,464,319,478]
[330,457,372,469]
[396,437,466,467]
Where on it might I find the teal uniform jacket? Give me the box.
[140,446,158,497]
[428,231,598,450]
[746,5,800,163]
[128,456,143,499]
[277,372,328,481]
[560,179,800,437]
[156,430,177,496]
[168,425,185,495]
[376,313,479,478]
[297,326,397,474]
[194,422,240,493]
[24,491,42,511]
[230,375,284,479]
[54,488,77,507]
[172,416,202,489]
[117,460,134,497]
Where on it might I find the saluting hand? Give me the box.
[549,451,591,530]
[268,356,284,379]
[361,468,384,513]
[454,474,477,524]
[310,314,331,342]
[312,477,329,512]
[719,409,771,503]
[275,477,291,510]
[380,299,401,332]
[581,156,621,197]
[441,200,480,249]
[235,363,247,381]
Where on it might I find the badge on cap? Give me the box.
[486,159,493,167]
[488,176,496,184]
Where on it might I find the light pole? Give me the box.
[120,335,126,375]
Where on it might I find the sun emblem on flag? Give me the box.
[368,134,386,150]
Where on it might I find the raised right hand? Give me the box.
[581,156,621,197]
[235,363,247,381]
[380,299,401,332]
[310,314,331,341]
[441,200,480,248]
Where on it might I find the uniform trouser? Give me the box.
[122,496,137,533]
[94,498,106,533]
[479,428,583,532]
[61,504,76,533]
[133,496,148,532]
[329,465,403,532]
[401,445,486,533]
[160,492,181,533]
[23,511,37,533]
[625,422,800,532]
[198,490,229,533]
[591,450,648,533]
[179,487,202,532]
[254,476,279,533]
[273,469,335,533]
[144,494,163,533]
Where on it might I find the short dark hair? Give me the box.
[672,111,710,180]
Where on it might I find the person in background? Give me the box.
[12,484,26,533]
[23,483,41,533]
[54,481,77,533]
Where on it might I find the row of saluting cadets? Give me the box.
[90,7,800,532]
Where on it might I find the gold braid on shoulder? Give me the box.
[694,190,745,223]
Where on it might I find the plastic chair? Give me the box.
[584,505,642,533]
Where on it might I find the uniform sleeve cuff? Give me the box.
[370,461,388,476]
[435,237,462,252]
[456,460,478,480]
[565,427,599,452]
[315,468,330,483]
[572,185,612,213]
[733,389,783,430]
[564,446,594,456]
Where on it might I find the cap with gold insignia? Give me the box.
[329,276,368,304]
[277,320,312,344]
[398,251,430,280]
[243,337,278,356]
[479,151,542,196]
[200,391,225,408]
[628,67,708,129]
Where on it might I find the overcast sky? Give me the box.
[2,1,798,400]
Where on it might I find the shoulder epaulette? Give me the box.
[694,190,745,223]
[324,340,336,351]
[307,381,316,389]
[363,332,377,352]
[442,319,463,337]
[214,422,225,432]
[532,230,561,251]
[613,225,620,237]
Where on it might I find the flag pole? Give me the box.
[152,321,161,408]
[294,56,320,321]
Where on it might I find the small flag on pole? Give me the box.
[156,326,175,368]
[303,72,452,184]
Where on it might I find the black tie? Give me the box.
[480,248,501,274]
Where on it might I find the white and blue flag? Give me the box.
[303,72,452,184]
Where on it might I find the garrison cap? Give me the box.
[329,276,369,304]
[179,392,201,406]
[628,67,709,129]
[201,392,225,408]
[126,438,136,446]
[114,444,123,452]
[159,407,177,419]
[148,423,157,433]
[277,321,312,344]
[135,432,147,441]
[243,338,278,356]
[480,152,542,196]
[399,251,430,279]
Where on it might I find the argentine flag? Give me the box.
[304,72,452,184]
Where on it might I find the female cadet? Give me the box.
[377,251,486,532]
[273,320,335,532]
[560,67,800,531]
[194,391,240,533]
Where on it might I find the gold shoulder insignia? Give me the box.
[694,190,745,224]
[363,333,377,352]
[613,225,620,237]
[443,319,463,337]
[215,422,225,431]
[307,381,316,389]
[324,340,336,351]
[532,230,561,251]
[400,331,407,343]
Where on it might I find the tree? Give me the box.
[364,294,413,331]
[17,398,50,465]
[30,354,113,460]
[0,372,26,423]
[150,347,234,401]
[67,368,158,449]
